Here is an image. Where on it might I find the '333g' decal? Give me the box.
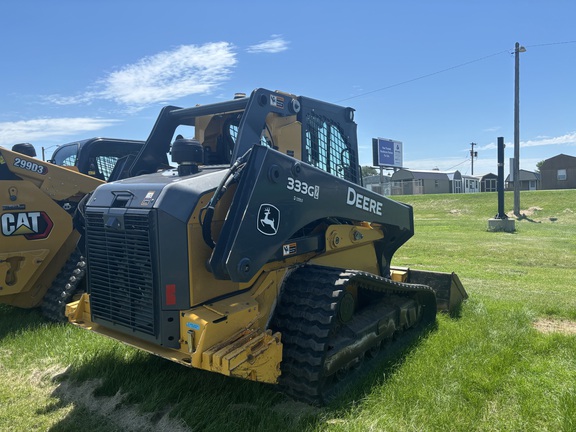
[286,177,320,199]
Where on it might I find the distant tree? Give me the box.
[361,166,378,177]
[535,160,545,173]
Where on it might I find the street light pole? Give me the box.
[513,42,526,217]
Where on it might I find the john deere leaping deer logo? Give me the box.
[257,204,280,236]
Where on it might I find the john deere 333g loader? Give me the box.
[67,89,467,405]
[0,138,143,319]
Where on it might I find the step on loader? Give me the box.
[66,89,467,405]
[0,138,144,320]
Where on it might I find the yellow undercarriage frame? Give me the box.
[66,223,388,384]
[67,284,284,384]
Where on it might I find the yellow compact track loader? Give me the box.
[67,89,467,405]
[0,138,143,319]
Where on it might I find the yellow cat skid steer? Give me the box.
[0,138,143,320]
[67,89,467,405]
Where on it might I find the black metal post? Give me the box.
[496,137,507,219]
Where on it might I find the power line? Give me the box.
[337,40,576,103]
[445,158,470,171]
[336,49,509,103]
[525,40,576,49]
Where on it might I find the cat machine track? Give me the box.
[41,251,86,322]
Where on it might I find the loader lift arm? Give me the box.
[205,144,415,283]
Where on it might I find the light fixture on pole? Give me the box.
[513,42,526,217]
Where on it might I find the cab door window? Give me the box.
[50,144,79,167]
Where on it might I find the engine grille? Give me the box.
[86,210,156,337]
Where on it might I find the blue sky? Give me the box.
[1,1,575,176]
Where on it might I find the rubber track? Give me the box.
[41,250,86,322]
[271,264,436,405]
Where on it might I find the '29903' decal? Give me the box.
[13,157,48,175]
[1,211,53,239]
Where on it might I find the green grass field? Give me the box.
[1,190,575,431]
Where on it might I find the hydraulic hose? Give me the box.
[200,148,252,248]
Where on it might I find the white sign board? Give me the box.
[372,137,403,168]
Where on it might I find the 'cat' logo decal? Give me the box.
[1,211,53,239]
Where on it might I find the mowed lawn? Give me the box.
[1,190,575,432]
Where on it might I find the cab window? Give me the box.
[51,144,79,167]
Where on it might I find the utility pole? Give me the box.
[514,42,526,217]
[470,142,477,175]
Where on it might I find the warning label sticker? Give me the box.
[282,242,297,256]
[270,94,284,109]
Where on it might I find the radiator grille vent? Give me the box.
[86,210,156,336]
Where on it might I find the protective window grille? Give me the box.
[51,145,78,167]
[228,124,271,147]
[229,124,238,143]
[96,156,119,181]
[304,113,355,181]
[62,154,77,166]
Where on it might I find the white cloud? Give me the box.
[102,43,236,108]
[520,132,576,148]
[0,118,120,146]
[45,93,98,106]
[45,42,237,111]
[247,35,289,54]
[476,132,576,152]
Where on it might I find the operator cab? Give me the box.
[49,138,144,181]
